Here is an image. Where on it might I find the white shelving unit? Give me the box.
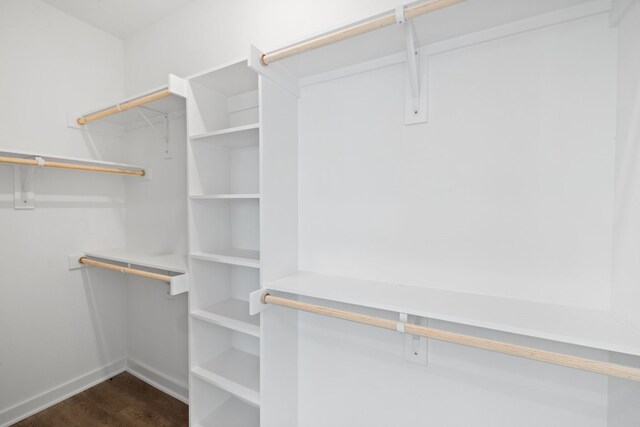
[246,1,640,425]
[186,60,262,426]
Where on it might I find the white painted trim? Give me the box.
[126,357,189,404]
[0,357,127,427]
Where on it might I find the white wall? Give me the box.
[298,13,616,309]
[124,0,403,95]
[124,115,189,400]
[295,13,614,426]
[0,1,127,424]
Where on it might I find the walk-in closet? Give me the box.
[1,0,640,426]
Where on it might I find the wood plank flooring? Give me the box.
[13,372,188,426]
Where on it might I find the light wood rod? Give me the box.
[262,294,640,382]
[0,156,144,176]
[79,257,172,283]
[260,0,464,65]
[77,88,172,125]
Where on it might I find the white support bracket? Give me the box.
[250,289,272,315]
[397,7,428,125]
[402,313,429,365]
[13,164,36,210]
[136,108,171,159]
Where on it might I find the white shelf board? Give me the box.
[191,249,260,269]
[192,299,260,337]
[191,348,260,407]
[268,0,610,80]
[194,396,260,427]
[188,60,258,97]
[190,194,260,200]
[0,149,144,172]
[84,248,187,274]
[190,123,259,148]
[265,271,640,356]
[77,84,185,127]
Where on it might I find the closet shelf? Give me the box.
[191,348,260,407]
[192,299,260,337]
[84,248,187,273]
[193,396,259,427]
[78,249,188,295]
[189,194,260,200]
[0,149,145,176]
[264,271,640,356]
[252,1,609,81]
[190,123,259,148]
[191,249,260,269]
[76,74,185,126]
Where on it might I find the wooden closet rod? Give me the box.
[77,88,172,125]
[0,156,145,176]
[260,0,464,65]
[79,257,172,283]
[262,294,640,381]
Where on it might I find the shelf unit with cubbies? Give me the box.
[186,60,262,426]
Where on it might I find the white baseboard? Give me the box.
[0,357,127,427]
[126,357,189,404]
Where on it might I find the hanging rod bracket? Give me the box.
[403,313,429,365]
[395,5,406,24]
[250,289,273,315]
[68,254,86,270]
[13,165,35,210]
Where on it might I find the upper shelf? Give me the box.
[253,0,610,81]
[188,60,258,97]
[265,271,640,357]
[83,248,187,274]
[76,74,186,127]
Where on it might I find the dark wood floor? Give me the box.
[13,372,188,427]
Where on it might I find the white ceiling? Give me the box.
[42,0,194,39]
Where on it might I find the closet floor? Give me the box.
[12,372,188,426]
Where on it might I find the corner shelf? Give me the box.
[75,74,186,127]
[191,348,260,407]
[192,299,260,337]
[265,271,640,356]
[80,248,188,295]
[84,248,187,273]
[191,250,260,269]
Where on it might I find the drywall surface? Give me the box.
[0,0,127,424]
[124,0,402,95]
[295,13,614,427]
[123,115,189,400]
[298,14,616,309]
[298,308,608,427]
